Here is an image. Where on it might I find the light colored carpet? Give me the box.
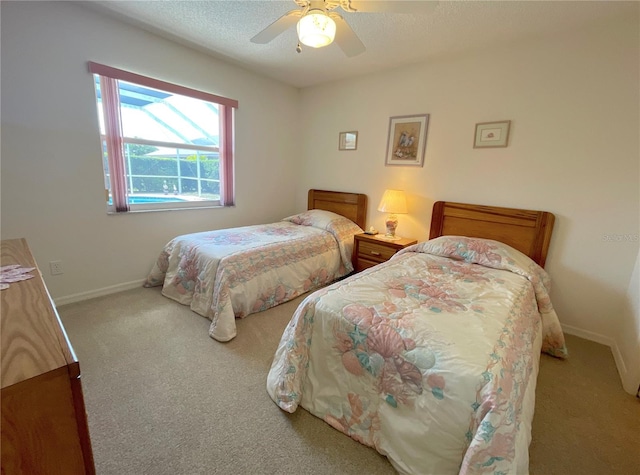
[58,287,640,475]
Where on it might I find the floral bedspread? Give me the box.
[267,236,567,474]
[144,210,362,342]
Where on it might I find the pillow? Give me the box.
[405,235,538,269]
[283,209,352,229]
[283,209,364,273]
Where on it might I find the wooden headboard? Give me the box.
[429,201,555,267]
[308,189,367,230]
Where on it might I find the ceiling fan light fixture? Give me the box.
[296,9,336,48]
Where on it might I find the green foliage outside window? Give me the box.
[129,155,220,196]
[104,142,220,198]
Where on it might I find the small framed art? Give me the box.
[474,120,511,148]
[339,131,358,151]
[385,114,429,167]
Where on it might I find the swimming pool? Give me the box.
[108,195,191,205]
[128,196,189,204]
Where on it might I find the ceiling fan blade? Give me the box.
[250,10,302,44]
[331,14,366,57]
[343,1,437,14]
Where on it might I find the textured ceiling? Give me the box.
[87,1,635,88]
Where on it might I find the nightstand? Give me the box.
[353,233,418,272]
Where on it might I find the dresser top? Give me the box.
[1,238,77,389]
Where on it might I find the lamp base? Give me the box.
[382,234,402,241]
[384,214,399,240]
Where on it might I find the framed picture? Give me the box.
[474,120,511,148]
[339,131,358,151]
[385,114,429,167]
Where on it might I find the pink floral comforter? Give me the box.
[267,236,567,474]
[144,210,362,342]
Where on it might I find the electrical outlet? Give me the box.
[49,260,64,275]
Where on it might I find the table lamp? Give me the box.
[377,189,408,240]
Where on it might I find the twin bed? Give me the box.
[266,201,567,474]
[145,193,566,474]
[144,189,367,342]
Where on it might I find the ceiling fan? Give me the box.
[250,0,436,57]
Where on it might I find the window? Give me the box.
[89,62,238,212]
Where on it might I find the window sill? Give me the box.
[107,203,229,214]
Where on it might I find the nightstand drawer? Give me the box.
[358,241,398,262]
[356,257,380,271]
[352,234,417,273]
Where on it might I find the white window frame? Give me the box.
[89,62,238,213]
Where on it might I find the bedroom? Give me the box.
[1,0,638,473]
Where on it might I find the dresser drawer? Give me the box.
[358,240,399,263]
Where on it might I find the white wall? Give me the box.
[1,2,301,302]
[297,14,639,391]
[617,250,640,394]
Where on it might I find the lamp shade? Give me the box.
[377,189,408,214]
[297,10,336,48]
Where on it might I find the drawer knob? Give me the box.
[370,251,381,256]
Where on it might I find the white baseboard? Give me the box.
[53,279,146,307]
[561,323,639,395]
[561,323,616,347]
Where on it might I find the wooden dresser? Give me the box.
[1,238,95,475]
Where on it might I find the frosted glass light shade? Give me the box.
[297,10,336,48]
[377,189,408,214]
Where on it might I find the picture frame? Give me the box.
[474,120,511,148]
[385,114,429,167]
[338,131,358,151]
